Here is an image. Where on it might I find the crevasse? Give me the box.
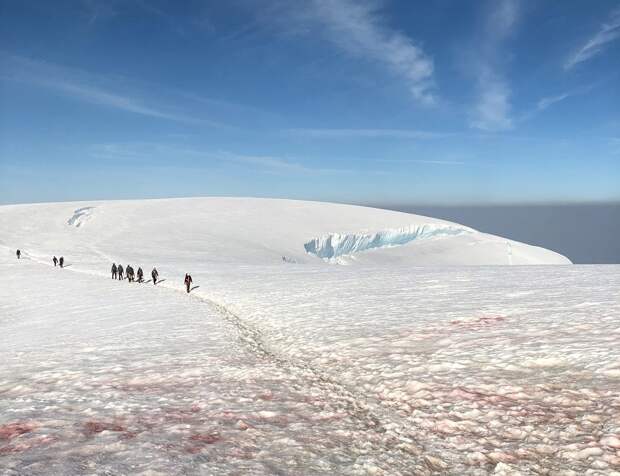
[304,224,473,260]
[67,207,95,228]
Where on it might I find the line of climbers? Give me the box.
[111,263,150,283]
[16,249,65,268]
[111,262,194,293]
[15,249,194,294]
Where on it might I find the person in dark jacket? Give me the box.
[127,265,134,283]
[118,264,124,280]
[111,263,117,279]
[59,256,64,268]
[53,256,58,267]
[137,267,144,283]
[16,249,21,259]
[184,273,193,293]
[151,267,158,285]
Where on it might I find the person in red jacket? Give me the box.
[184,273,193,293]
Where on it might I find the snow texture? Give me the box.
[2,198,614,476]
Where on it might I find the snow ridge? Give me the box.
[304,224,474,260]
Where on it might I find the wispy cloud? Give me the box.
[218,151,315,174]
[486,0,519,40]
[81,0,188,35]
[565,7,620,70]
[203,151,380,175]
[379,158,466,166]
[44,78,195,123]
[517,81,602,122]
[470,69,513,131]
[513,91,571,123]
[268,0,435,105]
[284,128,451,139]
[536,93,571,111]
[88,142,356,175]
[89,142,305,170]
[469,0,519,132]
[81,0,117,25]
[0,54,223,127]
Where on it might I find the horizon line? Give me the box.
[1,194,619,208]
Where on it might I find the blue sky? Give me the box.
[0,0,619,205]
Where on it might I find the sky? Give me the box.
[0,0,619,205]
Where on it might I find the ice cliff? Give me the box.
[304,224,473,260]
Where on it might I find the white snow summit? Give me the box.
[0,197,570,265]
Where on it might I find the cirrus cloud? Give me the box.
[565,7,620,70]
[267,0,436,105]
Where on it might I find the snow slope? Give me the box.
[0,197,570,266]
[3,198,617,475]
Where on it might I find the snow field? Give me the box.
[3,257,619,474]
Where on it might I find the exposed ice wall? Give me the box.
[304,224,473,260]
